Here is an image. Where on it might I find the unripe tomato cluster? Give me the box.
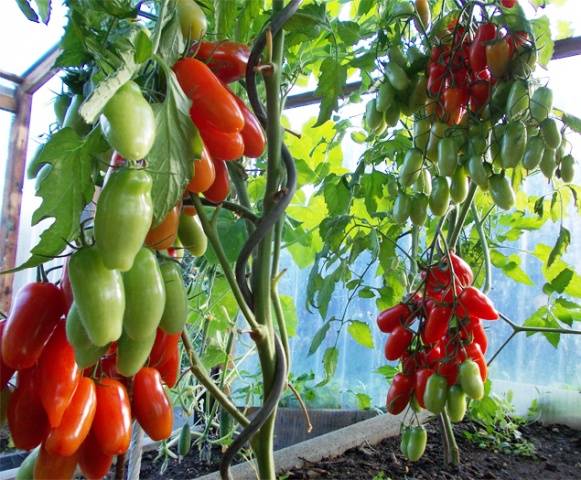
[377,252,496,461]
[367,1,576,226]
[0,269,181,479]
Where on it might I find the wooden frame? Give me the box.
[1,37,581,311]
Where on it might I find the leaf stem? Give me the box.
[471,202,492,293]
[448,183,478,250]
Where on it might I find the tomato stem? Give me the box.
[471,202,491,293]
[448,182,478,249]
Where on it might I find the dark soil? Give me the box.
[139,445,223,479]
[284,420,581,480]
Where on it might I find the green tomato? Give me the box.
[176,0,208,41]
[426,121,447,163]
[409,394,422,413]
[501,120,527,169]
[530,86,553,122]
[459,360,484,400]
[450,166,468,204]
[437,137,458,177]
[491,81,513,116]
[365,99,386,134]
[410,193,429,226]
[469,135,487,157]
[385,62,410,91]
[423,373,448,414]
[400,427,411,457]
[406,426,428,462]
[159,260,188,334]
[116,328,156,377]
[406,75,427,115]
[393,192,411,224]
[376,81,395,113]
[467,156,489,190]
[63,94,91,135]
[179,423,192,457]
[560,154,575,183]
[122,248,166,340]
[488,173,515,210]
[384,103,401,127]
[510,45,537,79]
[489,124,506,168]
[16,447,39,480]
[429,176,450,216]
[399,148,424,187]
[389,45,407,68]
[178,214,208,257]
[505,80,529,120]
[522,136,545,170]
[540,147,557,179]
[540,118,561,149]
[415,168,432,195]
[66,304,109,368]
[446,385,467,423]
[413,117,431,152]
[69,247,125,347]
[408,46,428,73]
[94,167,154,272]
[100,81,156,161]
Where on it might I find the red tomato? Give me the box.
[93,378,132,455]
[173,58,244,133]
[470,80,491,113]
[78,430,113,480]
[45,377,97,456]
[194,41,250,84]
[38,321,81,428]
[230,93,266,158]
[442,87,469,125]
[60,261,74,312]
[34,443,78,480]
[507,31,529,57]
[427,63,446,97]
[145,205,180,250]
[501,0,517,8]
[0,321,15,389]
[414,368,434,408]
[401,352,418,376]
[1,282,65,370]
[457,286,498,320]
[7,368,49,449]
[424,344,444,367]
[386,373,414,414]
[203,159,230,204]
[156,344,180,388]
[422,306,452,344]
[377,303,411,333]
[190,106,244,161]
[187,147,216,194]
[469,23,497,73]
[425,252,473,300]
[384,326,413,361]
[133,368,173,441]
[438,361,459,386]
[149,329,180,368]
[471,320,488,353]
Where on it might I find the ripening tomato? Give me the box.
[386,373,414,414]
[187,147,216,193]
[145,205,180,250]
[45,377,96,456]
[93,378,132,456]
[377,303,411,333]
[133,368,173,441]
[459,359,485,400]
[38,322,81,428]
[466,342,488,381]
[194,41,250,84]
[174,58,244,133]
[414,368,434,408]
[79,430,114,480]
[176,0,207,41]
[204,159,230,203]
[0,322,15,389]
[34,443,78,480]
[469,23,496,73]
[385,326,413,361]
[7,368,50,449]
[442,87,469,125]
[1,282,65,370]
[156,344,180,388]
[149,329,180,368]
[230,92,266,158]
[486,39,511,78]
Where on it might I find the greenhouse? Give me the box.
[0,0,580,479]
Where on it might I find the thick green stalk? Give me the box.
[250,2,286,477]
[441,411,460,465]
[448,183,478,250]
[471,202,492,293]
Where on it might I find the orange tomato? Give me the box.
[145,205,180,250]
[187,146,216,193]
[34,443,78,480]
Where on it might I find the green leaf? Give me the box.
[531,16,554,67]
[322,346,339,383]
[8,129,107,272]
[490,250,533,286]
[33,0,51,23]
[561,112,581,134]
[201,345,227,370]
[374,365,398,381]
[547,226,570,268]
[134,29,153,63]
[523,306,561,348]
[336,21,360,44]
[145,64,200,224]
[157,6,186,65]
[347,321,374,349]
[279,295,298,338]
[308,322,331,355]
[354,392,372,410]
[357,0,375,16]
[544,268,574,295]
[15,0,39,22]
[314,58,347,127]
[358,287,376,299]
[323,175,351,215]
[554,296,581,310]
[205,213,248,264]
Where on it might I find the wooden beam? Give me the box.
[0,85,17,113]
[20,45,62,94]
[0,90,32,312]
[552,36,581,60]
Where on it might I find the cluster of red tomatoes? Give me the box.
[175,41,266,204]
[427,17,530,125]
[377,253,497,460]
[0,277,178,479]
